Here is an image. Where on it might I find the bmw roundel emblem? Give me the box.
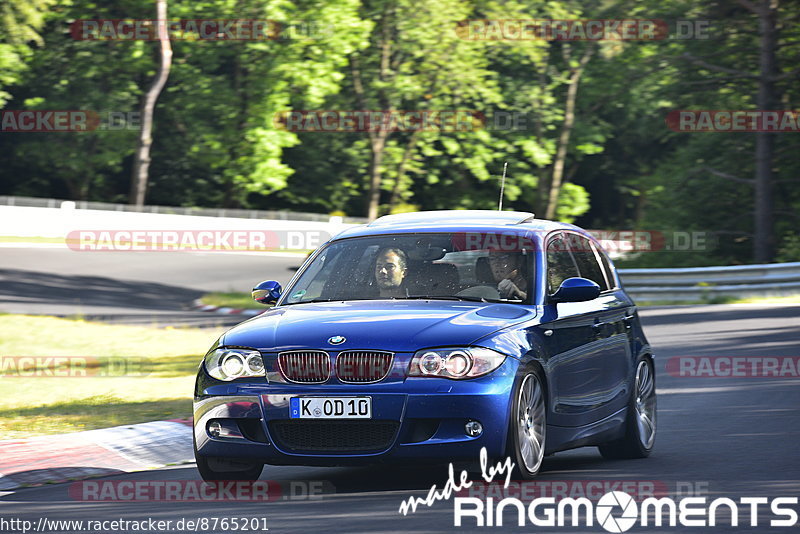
[328,335,346,345]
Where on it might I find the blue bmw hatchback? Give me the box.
[193,210,656,480]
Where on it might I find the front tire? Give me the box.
[598,356,656,459]
[506,365,547,479]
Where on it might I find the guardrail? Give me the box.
[619,263,800,302]
[0,204,359,245]
[0,195,368,224]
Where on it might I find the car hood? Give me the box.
[222,300,537,352]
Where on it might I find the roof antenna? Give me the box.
[498,162,508,211]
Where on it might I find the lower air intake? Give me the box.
[269,420,399,453]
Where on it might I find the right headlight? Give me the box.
[408,347,507,379]
[204,348,264,381]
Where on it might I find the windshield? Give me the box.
[281,232,534,305]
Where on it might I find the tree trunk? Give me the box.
[367,131,388,220]
[635,188,647,227]
[388,131,419,211]
[129,0,172,206]
[753,0,778,263]
[543,45,593,220]
[222,52,248,209]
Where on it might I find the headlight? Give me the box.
[205,348,265,381]
[408,347,506,379]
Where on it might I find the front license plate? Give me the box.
[290,397,372,419]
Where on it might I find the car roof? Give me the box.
[370,209,536,226]
[332,210,587,240]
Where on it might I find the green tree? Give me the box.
[346,0,500,219]
[148,0,371,208]
[0,0,54,107]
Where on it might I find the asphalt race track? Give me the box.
[1,247,799,533]
[0,246,303,326]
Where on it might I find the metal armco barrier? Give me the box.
[619,262,800,301]
[0,195,368,224]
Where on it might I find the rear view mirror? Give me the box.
[252,280,282,305]
[407,239,447,261]
[551,277,600,303]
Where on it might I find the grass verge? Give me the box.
[0,235,64,244]
[200,292,267,310]
[0,315,226,438]
[637,294,800,306]
[727,294,800,304]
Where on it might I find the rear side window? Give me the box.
[546,233,579,294]
[566,233,607,290]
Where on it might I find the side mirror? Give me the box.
[252,280,282,305]
[551,277,601,303]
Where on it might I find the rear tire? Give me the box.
[194,435,264,481]
[598,356,656,460]
[506,365,547,479]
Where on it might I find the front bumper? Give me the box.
[193,357,519,466]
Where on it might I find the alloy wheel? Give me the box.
[634,360,656,449]
[517,373,546,473]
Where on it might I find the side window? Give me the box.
[593,242,617,290]
[568,234,607,290]
[546,233,579,294]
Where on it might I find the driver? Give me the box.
[488,250,528,300]
[374,247,409,298]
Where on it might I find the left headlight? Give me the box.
[204,348,265,381]
[408,347,507,379]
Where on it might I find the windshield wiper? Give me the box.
[400,295,500,303]
[284,296,512,305]
[282,298,340,305]
[283,297,375,305]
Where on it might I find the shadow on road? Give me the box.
[639,305,800,328]
[0,268,202,311]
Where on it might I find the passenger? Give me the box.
[488,250,528,300]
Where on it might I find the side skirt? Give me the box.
[544,406,627,454]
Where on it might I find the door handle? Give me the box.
[592,321,610,338]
